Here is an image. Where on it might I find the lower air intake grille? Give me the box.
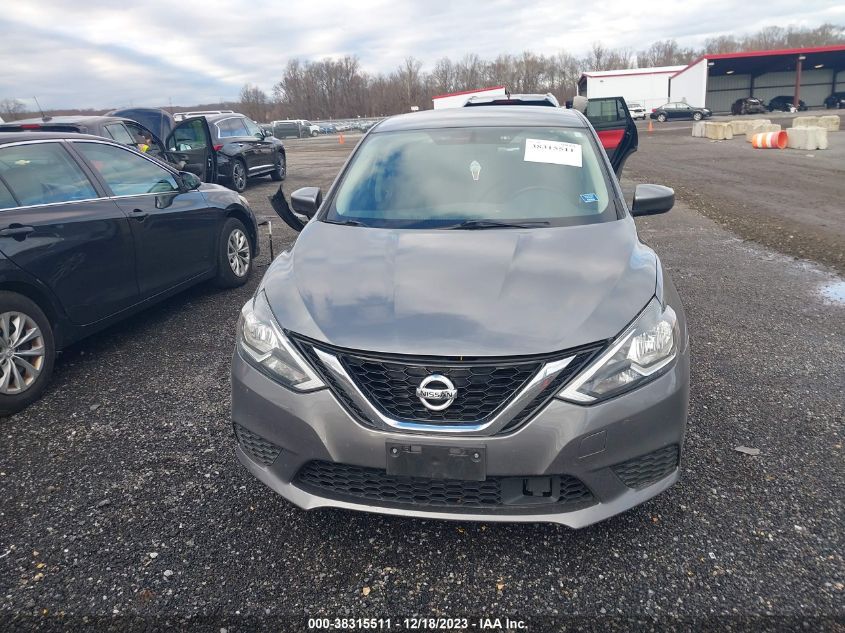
[234,423,282,466]
[612,445,679,488]
[295,461,595,512]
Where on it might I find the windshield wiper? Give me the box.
[325,219,366,227]
[442,219,550,230]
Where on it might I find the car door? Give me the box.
[584,96,638,176]
[241,118,275,173]
[164,117,216,182]
[0,140,139,324]
[70,140,218,299]
[671,103,690,119]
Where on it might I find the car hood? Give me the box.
[262,218,658,357]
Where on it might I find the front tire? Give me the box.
[215,218,252,288]
[229,159,247,193]
[0,292,55,417]
[692,112,703,121]
[270,153,286,181]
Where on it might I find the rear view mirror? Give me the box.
[179,171,202,191]
[631,184,674,216]
[291,187,322,218]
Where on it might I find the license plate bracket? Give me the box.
[386,443,486,481]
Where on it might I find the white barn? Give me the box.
[577,66,686,112]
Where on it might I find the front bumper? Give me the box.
[231,343,689,528]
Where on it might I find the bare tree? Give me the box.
[0,98,25,121]
[637,40,697,68]
[239,84,269,122]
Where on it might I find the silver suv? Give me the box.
[231,106,689,527]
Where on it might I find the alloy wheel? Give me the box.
[227,229,250,277]
[0,311,45,395]
[233,162,246,191]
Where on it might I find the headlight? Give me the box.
[559,297,678,403]
[237,290,324,391]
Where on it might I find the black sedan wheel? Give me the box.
[0,292,55,416]
[657,113,667,122]
[215,218,252,288]
[230,159,247,193]
[270,153,286,182]
[692,112,703,121]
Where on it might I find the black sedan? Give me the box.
[650,102,711,122]
[767,96,808,112]
[0,132,259,414]
[730,97,767,115]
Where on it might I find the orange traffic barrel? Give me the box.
[751,130,787,149]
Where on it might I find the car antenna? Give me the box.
[33,96,51,122]
[505,87,511,100]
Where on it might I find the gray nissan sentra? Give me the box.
[231,106,689,528]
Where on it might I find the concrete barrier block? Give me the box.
[786,126,828,150]
[692,121,707,137]
[729,120,750,135]
[745,123,781,142]
[792,116,820,128]
[818,115,841,132]
[704,122,733,140]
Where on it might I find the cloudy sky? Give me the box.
[1,0,841,109]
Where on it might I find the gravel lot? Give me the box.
[0,133,843,632]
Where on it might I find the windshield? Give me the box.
[326,126,615,229]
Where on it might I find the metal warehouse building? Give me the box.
[578,66,686,112]
[669,45,845,112]
[580,45,845,113]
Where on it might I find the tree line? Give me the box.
[236,23,843,121]
[2,23,842,123]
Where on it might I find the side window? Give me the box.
[585,98,623,124]
[74,142,179,196]
[216,118,249,138]
[242,118,262,137]
[0,179,17,210]
[168,119,209,151]
[104,123,135,145]
[124,121,164,155]
[0,142,98,206]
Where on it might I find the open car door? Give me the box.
[584,97,638,176]
[164,117,216,182]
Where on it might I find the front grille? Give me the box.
[295,460,595,512]
[233,423,282,466]
[291,334,605,432]
[612,445,679,489]
[340,355,539,423]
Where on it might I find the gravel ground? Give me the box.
[0,135,843,632]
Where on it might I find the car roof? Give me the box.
[2,115,128,126]
[203,113,246,122]
[374,106,587,133]
[0,131,119,144]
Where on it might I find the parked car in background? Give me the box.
[823,92,845,109]
[204,113,287,192]
[464,93,560,107]
[0,113,216,182]
[650,102,711,122]
[626,102,647,120]
[273,119,319,138]
[0,132,258,414]
[245,106,688,528]
[767,96,808,112]
[731,97,767,115]
[318,123,337,134]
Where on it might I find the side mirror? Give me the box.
[290,186,322,218]
[631,184,674,216]
[179,171,202,191]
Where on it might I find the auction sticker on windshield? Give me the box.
[524,138,582,167]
